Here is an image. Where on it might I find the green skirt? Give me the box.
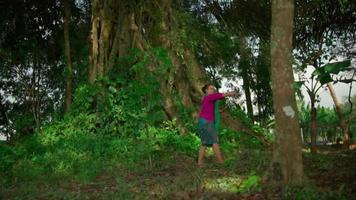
[198,118,218,146]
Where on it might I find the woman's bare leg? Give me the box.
[198,145,206,166]
[212,144,224,164]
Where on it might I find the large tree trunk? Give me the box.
[327,83,350,149]
[63,0,73,112]
[265,0,303,186]
[88,0,270,143]
[89,0,127,83]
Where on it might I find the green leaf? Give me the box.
[313,60,351,76]
[318,74,333,84]
[108,86,117,94]
[312,60,351,84]
[323,60,351,74]
[293,81,304,90]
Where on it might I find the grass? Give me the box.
[1,130,355,199]
[0,137,265,199]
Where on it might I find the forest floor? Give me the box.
[2,145,355,200]
[303,145,356,198]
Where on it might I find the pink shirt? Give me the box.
[199,93,224,121]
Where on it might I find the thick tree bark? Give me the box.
[63,0,73,112]
[153,0,191,134]
[88,0,100,83]
[265,0,303,186]
[89,0,124,83]
[327,83,350,149]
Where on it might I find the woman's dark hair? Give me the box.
[201,84,212,94]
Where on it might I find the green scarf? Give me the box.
[214,101,220,131]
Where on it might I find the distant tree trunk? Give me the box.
[310,95,318,153]
[239,36,254,120]
[327,83,350,149]
[36,56,41,128]
[257,41,273,125]
[305,65,322,153]
[257,100,262,122]
[31,51,41,130]
[24,49,42,133]
[243,70,253,120]
[265,0,303,186]
[63,0,73,112]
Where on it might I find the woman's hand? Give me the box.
[223,91,237,97]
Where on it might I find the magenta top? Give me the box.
[199,93,225,121]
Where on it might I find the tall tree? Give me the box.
[63,0,73,112]
[327,83,350,148]
[294,0,356,149]
[239,35,254,120]
[0,0,90,139]
[266,0,303,185]
[296,64,322,153]
[253,40,274,124]
[86,0,270,144]
[0,0,65,137]
[312,60,354,148]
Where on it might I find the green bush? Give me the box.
[0,117,202,186]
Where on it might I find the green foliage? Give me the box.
[139,122,201,157]
[298,102,343,143]
[0,116,201,187]
[0,0,91,138]
[313,60,351,84]
[204,173,261,194]
[229,106,274,144]
[71,48,173,137]
[71,85,97,114]
[176,11,239,79]
[251,41,274,121]
[239,174,261,193]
